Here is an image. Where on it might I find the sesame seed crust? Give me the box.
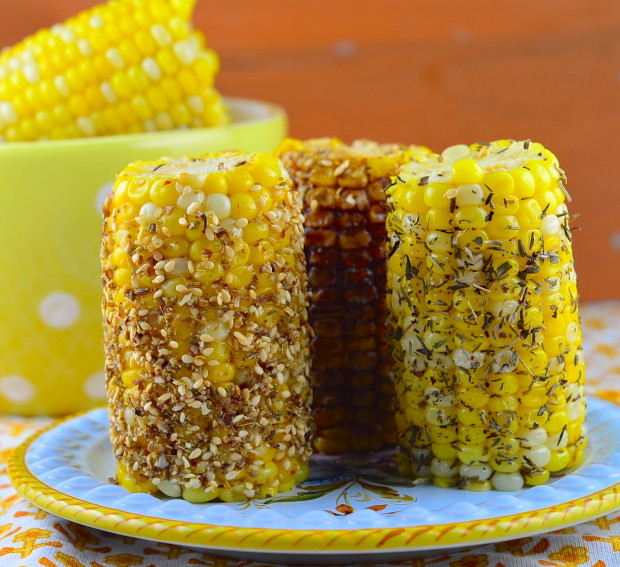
[102,152,313,501]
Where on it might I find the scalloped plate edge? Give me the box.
[7,399,620,559]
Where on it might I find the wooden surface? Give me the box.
[3,0,620,300]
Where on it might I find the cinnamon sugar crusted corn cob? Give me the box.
[386,140,586,490]
[278,138,430,453]
[102,152,312,502]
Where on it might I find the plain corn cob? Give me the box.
[0,0,229,141]
[102,151,312,502]
[278,138,431,453]
[386,139,586,490]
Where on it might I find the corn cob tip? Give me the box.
[278,137,430,454]
[102,151,312,501]
[387,139,585,491]
[0,0,228,141]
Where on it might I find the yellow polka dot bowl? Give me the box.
[0,98,287,416]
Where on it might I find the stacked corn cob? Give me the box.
[278,138,430,453]
[0,0,229,141]
[386,140,586,490]
[102,152,312,501]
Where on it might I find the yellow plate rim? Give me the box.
[8,407,620,555]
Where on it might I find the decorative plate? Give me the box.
[8,397,620,564]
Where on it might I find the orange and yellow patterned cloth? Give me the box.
[1,301,620,567]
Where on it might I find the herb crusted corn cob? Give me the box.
[278,138,431,453]
[0,0,229,141]
[102,152,312,502]
[386,140,586,490]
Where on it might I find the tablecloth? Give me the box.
[1,301,620,567]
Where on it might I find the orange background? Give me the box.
[3,0,620,300]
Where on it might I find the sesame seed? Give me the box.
[189,448,201,460]
[164,260,176,272]
[187,201,200,215]
[233,331,249,345]
[232,414,244,423]
[217,387,227,397]
[202,347,215,356]
[153,289,163,299]
[200,333,213,342]
[153,275,165,284]
[254,365,264,375]
[181,354,194,364]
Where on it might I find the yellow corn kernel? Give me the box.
[206,341,231,362]
[226,266,254,288]
[424,183,452,208]
[162,208,189,236]
[182,486,219,503]
[484,171,514,196]
[228,242,251,267]
[254,461,278,484]
[510,169,536,198]
[117,470,158,495]
[244,220,270,244]
[202,171,228,195]
[251,188,274,212]
[524,469,551,486]
[189,237,223,263]
[248,241,276,265]
[295,462,310,483]
[218,486,247,503]
[250,162,282,188]
[452,159,483,185]
[161,236,189,258]
[454,206,488,229]
[121,369,141,388]
[230,193,259,220]
[227,170,255,194]
[112,267,132,287]
[194,263,225,285]
[208,362,235,383]
[426,208,452,230]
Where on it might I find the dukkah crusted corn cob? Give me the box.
[0,0,229,141]
[386,140,586,490]
[278,138,431,453]
[102,152,312,502]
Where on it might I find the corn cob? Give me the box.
[102,152,312,502]
[0,0,229,141]
[386,140,586,490]
[278,138,431,453]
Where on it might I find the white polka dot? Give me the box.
[39,292,81,329]
[0,375,35,403]
[84,371,106,400]
[96,182,113,215]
